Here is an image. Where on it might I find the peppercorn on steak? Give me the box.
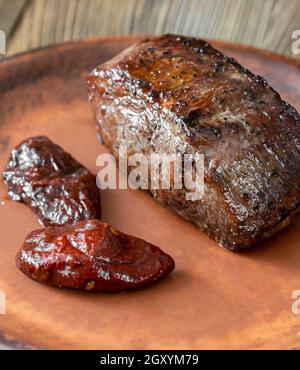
[87,34,300,250]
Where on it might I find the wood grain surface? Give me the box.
[0,0,299,58]
[0,37,300,350]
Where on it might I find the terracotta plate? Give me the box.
[0,36,300,350]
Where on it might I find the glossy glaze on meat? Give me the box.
[87,34,300,250]
[3,136,101,226]
[16,219,175,292]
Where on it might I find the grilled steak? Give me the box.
[87,34,300,250]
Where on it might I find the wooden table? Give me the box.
[0,0,299,58]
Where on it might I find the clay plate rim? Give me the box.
[0,35,299,350]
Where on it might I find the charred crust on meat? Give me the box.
[87,34,300,250]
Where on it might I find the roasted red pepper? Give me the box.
[16,219,175,292]
[3,136,101,226]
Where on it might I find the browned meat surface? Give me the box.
[16,219,175,292]
[3,136,101,226]
[87,34,300,250]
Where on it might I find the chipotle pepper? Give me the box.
[16,219,175,292]
[3,136,101,226]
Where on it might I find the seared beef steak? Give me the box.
[87,34,300,250]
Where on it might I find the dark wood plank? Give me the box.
[6,1,300,57]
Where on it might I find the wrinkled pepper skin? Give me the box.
[3,136,101,226]
[16,219,175,293]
